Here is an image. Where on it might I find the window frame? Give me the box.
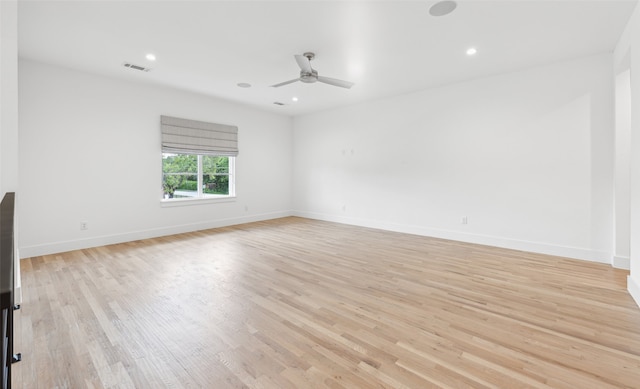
[160,153,236,206]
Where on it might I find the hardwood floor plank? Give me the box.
[12,217,640,388]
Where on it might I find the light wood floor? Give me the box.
[11,217,640,388]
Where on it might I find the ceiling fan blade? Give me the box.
[317,76,354,89]
[271,78,300,88]
[295,55,313,73]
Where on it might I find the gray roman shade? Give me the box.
[161,115,238,156]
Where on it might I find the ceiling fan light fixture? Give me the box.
[429,1,457,17]
[300,70,318,83]
[271,52,354,89]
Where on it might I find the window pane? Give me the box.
[202,155,229,174]
[162,153,197,198]
[174,174,198,198]
[162,154,197,173]
[202,174,229,195]
[202,156,229,195]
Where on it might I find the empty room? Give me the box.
[3,0,640,387]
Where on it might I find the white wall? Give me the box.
[18,59,293,257]
[293,53,615,263]
[614,68,631,269]
[1,0,19,196]
[1,0,22,303]
[615,2,640,308]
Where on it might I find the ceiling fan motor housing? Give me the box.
[300,70,318,83]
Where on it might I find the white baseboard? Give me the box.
[21,209,613,266]
[628,276,640,309]
[613,255,631,270]
[19,210,293,258]
[293,211,610,264]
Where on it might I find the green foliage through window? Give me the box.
[162,153,233,199]
[202,155,230,195]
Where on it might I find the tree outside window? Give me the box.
[162,153,234,199]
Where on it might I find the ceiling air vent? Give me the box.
[273,102,285,106]
[123,62,151,72]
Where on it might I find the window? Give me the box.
[160,115,238,202]
[162,154,234,199]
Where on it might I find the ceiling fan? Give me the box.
[271,52,354,89]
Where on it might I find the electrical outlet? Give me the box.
[80,222,88,230]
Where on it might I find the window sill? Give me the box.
[160,196,236,207]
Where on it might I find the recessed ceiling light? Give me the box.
[292,97,299,102]
[237,82,252,88]
[429,1,457,17]
[466,47,477,56]
[145,53,156,61]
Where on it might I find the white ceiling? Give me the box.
[18,0,638,117]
